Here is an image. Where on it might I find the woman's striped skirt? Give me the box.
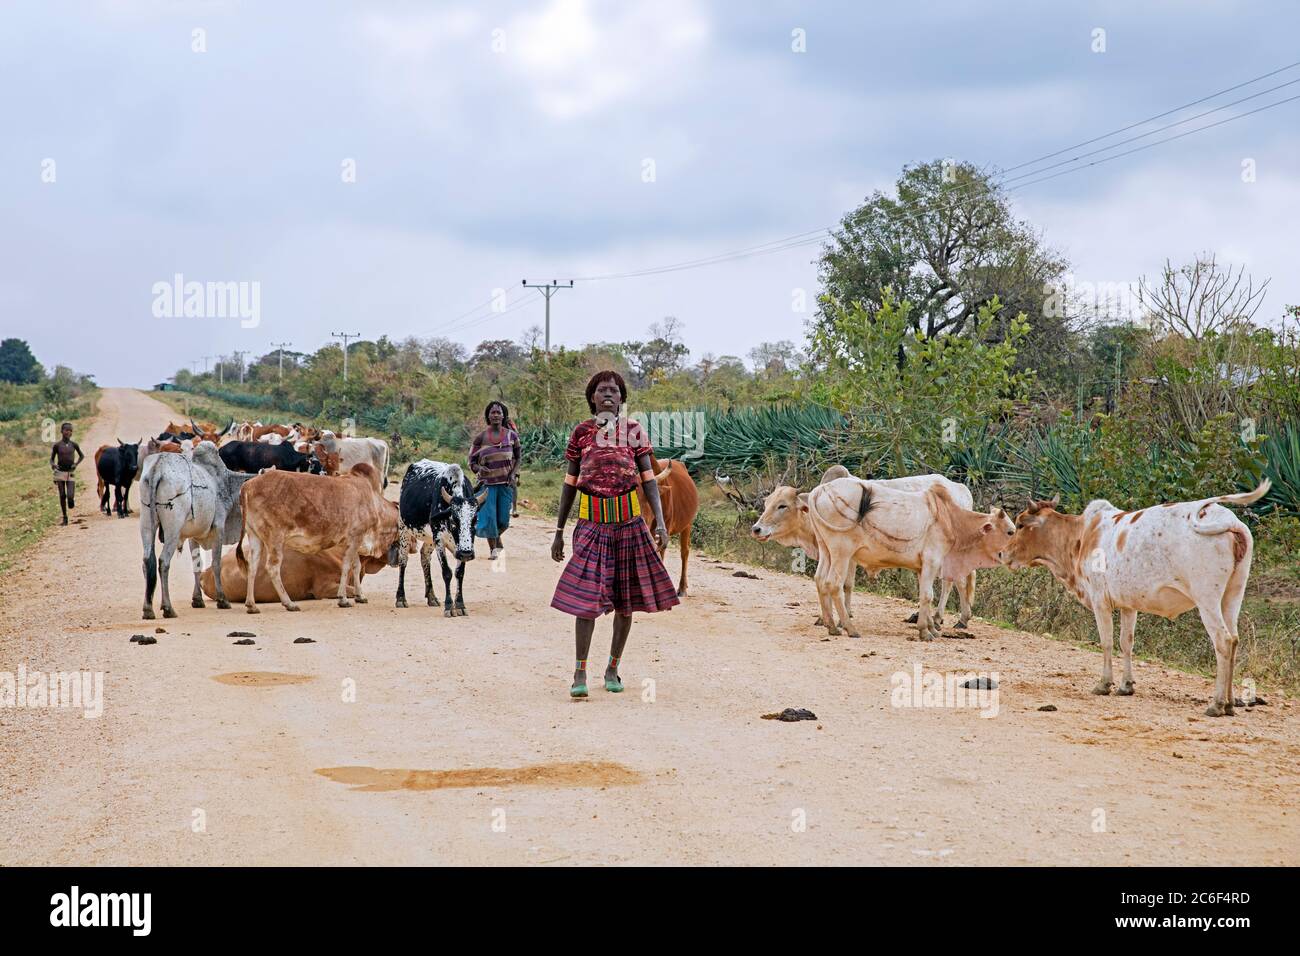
[551,517,680,619]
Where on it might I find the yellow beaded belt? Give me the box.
[577,490,641,523]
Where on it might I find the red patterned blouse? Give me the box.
[565,417,652,498]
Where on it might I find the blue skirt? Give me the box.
[476,484,513,537]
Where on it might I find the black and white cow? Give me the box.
[395,460,486,615]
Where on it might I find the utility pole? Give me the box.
[521,279,573,353]
[202,355,214,374]
[231,350,248,385]
[331,332,361,381]
[271,341,292,382]
[218,355,225,386]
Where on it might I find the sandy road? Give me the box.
[0,387,1297,866]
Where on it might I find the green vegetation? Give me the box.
[0,364,98,573]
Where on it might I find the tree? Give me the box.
[623,317,689,386]
[748,340,805,375]
[817,160,1075,385]
[809,291,1031,475]
[0,338,41,384]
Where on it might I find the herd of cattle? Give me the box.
[735,465,1271,718]
[90,416,1269,717]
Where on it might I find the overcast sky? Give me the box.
[2,0,1297,386]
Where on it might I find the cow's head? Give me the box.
[432,466,487,561]
[116,437,141,475]
[974,507,1016,563]
[1000,495,1061,569]
[312,442,340,476]
[751,485,807,543]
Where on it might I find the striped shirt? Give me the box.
[469,427,520,485]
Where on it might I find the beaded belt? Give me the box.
[577,490,641,523]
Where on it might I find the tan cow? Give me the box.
[236,462,401,612]
[636,455,699,596]
[1001,480,1271,716]
[808,477,1012,640]
[201,547,388,602]
[753,466,977,628]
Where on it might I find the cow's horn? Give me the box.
[441,486,453,504]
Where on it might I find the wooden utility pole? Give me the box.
[271,341,292,381]
[331,331,361,381]
[521,279,573,353]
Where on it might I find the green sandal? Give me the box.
[604,675,624,693]
[570,683,588,699]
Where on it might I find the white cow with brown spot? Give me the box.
[1000,480,1270,716]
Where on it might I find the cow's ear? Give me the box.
[800,504,809,513]
[797,493,809,509]
[981,522,993,534]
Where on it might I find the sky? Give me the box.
[1,0,1298,386]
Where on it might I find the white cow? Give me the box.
[807,476,1013,641]
[319,433,390,490]
[138,442,253,619]
[751,466,978,628]
[1001,480,1271,717]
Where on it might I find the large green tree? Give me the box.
[816,160,1076,387]
[0,338,42,384]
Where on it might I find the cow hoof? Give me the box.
[192,599,205,609]
[142,608,155,620]
[1091,681,1113,696]
[1115,683,1135,696]
[456,608,467,617]
[395,598,408,609]
[246,606,260,615]
[216,600,231,610]
[338,599,352,608]
[355,596,368,604]
[163,608,178,619]
[825,626,840,636]
[954,620,968,630]
[904,611,919,624]
[444,609,454,618]
[1204,702,1231,717]
[813,616,824,626]
[426,600,438,608]
[286,603,301,612]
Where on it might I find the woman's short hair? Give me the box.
[484,401,510,426]
[60,422,72,430]
[585,370,628,414]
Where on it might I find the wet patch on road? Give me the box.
[212,671,315,687]
[315,761,642,792]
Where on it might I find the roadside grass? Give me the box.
[0,387,100,574]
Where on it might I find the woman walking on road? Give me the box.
[550,371,678,698]
[468,400,520,559]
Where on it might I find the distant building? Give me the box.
[154,382,176,391]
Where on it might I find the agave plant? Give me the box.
[1260,419,1300,517]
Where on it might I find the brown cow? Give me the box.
[236,462,400,612]
[637,455,699,596]
[201,547,387,602]
[251,423,292,442]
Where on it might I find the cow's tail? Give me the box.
[1191,478,1271,537]
[1206,477,1271,509]
[235,483,250,575]
[856,483,875,523]
[140,466,165,601]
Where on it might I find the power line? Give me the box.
[420,58,1300,337]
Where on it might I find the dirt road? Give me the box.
[1,388,1297,865]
